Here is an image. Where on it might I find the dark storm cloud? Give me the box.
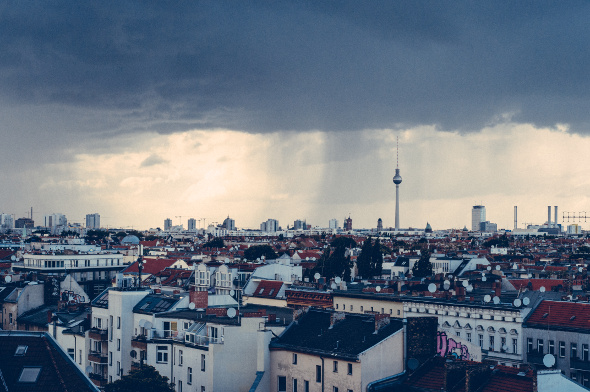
[1,1,590,135]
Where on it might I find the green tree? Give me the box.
[104,365,175,392]
[203,237,225,248]
[356,237,373,278]
[330,236,356,249]
[244,245,278,261]
[371,238,383,277]
[325,245,351,281]
[412,251,433,278]
[85,229,109,243]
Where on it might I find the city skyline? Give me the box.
[1,3,590,231]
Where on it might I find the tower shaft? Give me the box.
[395,184,400,230]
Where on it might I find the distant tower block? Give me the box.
[514,206,518,230]
[393,137,402,230]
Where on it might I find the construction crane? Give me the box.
[175,216,185,226]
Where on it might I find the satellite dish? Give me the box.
[225,258,229,263]
[331,283,337,289]
[10,255,16,261]
[502,344,508,352]
[443,280,451,290]
[579,267,584,273]
[487,266,492,271]
[527,273,532,278]
[314,273,321,280]
[540,286,546,292]
[306,257,310,261]
[543,354,556,368]
[230,289,236,296]
[139,319,146,328]
[227,308,237,318]
[428,283,436,293]
[512,264,517,270]
[513,299,522,307]
[130,350,137,358]
[335,277,341,284]
[482,276,487,282]
[375,286,382,292]
[144,321,152,329]
[523,297,530,306]
[4,275,12,283]
[407,358,420,370]
[462,280,469,288]
[495,265,501,271]
[484,295,491,303]
[85,366,92,374]
[191,247,194,251]
[467,285,473,292]
[493,296,501,304]
[189,303,196,310]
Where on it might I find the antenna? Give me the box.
[396,136,399,169]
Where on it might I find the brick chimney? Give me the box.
[375,313,390,331]
[329,312,346,329]
[190,289,208,309]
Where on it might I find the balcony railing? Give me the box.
[88,328,108,341]
[571,357,590,371]
[88,351,108,364]
[527,351,544,365]
[88,372,108,387]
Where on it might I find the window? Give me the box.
[334,387,339,392]
[117,361,121,376]
[293,378,298,392]
[467,333,471,342]
[583,344,589,361]
[304,380,310,392]
[348,363,352,375]
[333,361,338,373]
[157,346,168,363]
[109,316,113,340]
[316,365,322,383]
[350,305,353,311]
[278,376,287,392]
[559,341,566,358]
[79,349,82,365]
[336,304,339,309]
[18,367,41,383]
[456,331,460,338]
[513,338,518,354]
[15,345,28,356]
[187,367,192,385]
[292,353,298,364]
[117,317,121,329]
[489,336,495,351]
[343,304,346,310]
[397,309,401,315]
[201,354,206,371]
[117,339,121,351]
[360,306,363,312]
[536,339,543,353]
[501,337,506,352]
[109,351,112,366]
[527,338,533,353]
[67,348,75,360]
[178,380,182,392]
[381,308,384,314]
[572,372,578,382]
[479,334,483,348]
[572,343,578,359]
[549,340,555,355]
[9,313,13,324]
[179,350,183,365]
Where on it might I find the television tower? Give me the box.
[393,136,402,230]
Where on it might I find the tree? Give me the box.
[371,238,383,277]
[104,365,175,392]
[356,237,374,279]
[330,236,356,249]
[243,245,278,261]
[412,251,433,278]
[202,237,224,248]
[85,229,109,243]
[309,245,351,282]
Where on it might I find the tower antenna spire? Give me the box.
[396,136,399,169]
[393,136,403,230]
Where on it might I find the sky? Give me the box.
[2,2,590,231]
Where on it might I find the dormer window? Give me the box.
[15,345,28,356]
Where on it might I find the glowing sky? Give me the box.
[1,2,590,230]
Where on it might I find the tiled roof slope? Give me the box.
[122,258,176,275]
[480,366,534,392]
[525,300,590,330]
[270,309,403,360]
[0,332,98,392]
[253,280,282,298]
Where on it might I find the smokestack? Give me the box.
[548,206,551,226]
[514,206,517,230]
[554,206,558,226]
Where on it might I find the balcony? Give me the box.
[88,328,108,341]
[131,335,148,350]
[527,351,544,365]
[88,351,108,364]
[571,357,590,371]
[89,372,108,387]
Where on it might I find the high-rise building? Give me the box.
[164,218,172,231]
[15,217,34,229]
[393,137,403,230]
[260,219,278,233]
[188,218,197,231]
[44,213,67,229]
[329,219,339,229]
[377,218,383,231]
[293,219,306,230]
[86,213,100,229]
[0,214,14,231]
[471,205,486,231]
[344,216,352,231]
[223,216,235,231]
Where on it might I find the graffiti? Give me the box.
[437,331,472,361]
[60,290,86,304]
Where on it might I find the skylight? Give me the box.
[14,345,28,356]
[18,367,41,383]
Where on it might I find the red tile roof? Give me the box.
[526,300,590,330]
[252,280,283,298]
[480,366,534,392]
[123,258,176,275]
[510,279,565,291]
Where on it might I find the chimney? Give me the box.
[190,290,208,309]
[329,312,346,329]
[47,310,53,324]
[514,206,518,230]
[554,206,558,226]
[548,206,551,226]
[375,313,390,331]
